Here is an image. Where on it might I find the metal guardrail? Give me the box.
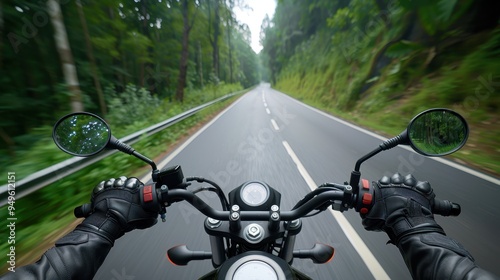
[0,90,246,206]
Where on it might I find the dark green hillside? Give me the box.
[261,0,500,175]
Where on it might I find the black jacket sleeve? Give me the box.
[398,232,499,280]
[0,229,112,280]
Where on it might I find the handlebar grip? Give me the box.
[432,199,461,216]
[74,203,92,218]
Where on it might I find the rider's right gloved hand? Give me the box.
[75,176,159,243]
[360,173,445,245]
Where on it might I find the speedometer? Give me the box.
[240,182,269,207]
[229,181,280,211]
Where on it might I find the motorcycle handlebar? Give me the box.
[74,182,461,220]
[74,203,92,218]
[73,188,347,221]
[163,188,346,221]
[432,199,461,216]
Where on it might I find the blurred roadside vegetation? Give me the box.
[260,0,500,175]
[1,0,261,161]
[0,0,259,273]
[0,84,246,273]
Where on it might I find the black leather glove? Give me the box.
[361,173,445,245]
[76,176,158,243]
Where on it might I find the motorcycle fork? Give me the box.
[209,235,226,267]
[279,219,302,264]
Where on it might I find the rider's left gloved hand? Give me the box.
[76,176,158,243]
[360,173,445,245]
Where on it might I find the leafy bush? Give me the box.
[105,84,161,127]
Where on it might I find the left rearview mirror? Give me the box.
[53,112,111,157]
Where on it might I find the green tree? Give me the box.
[175,0,199,102]
[0,0,259,159]
[48,0,83,112]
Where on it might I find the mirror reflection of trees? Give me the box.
[409,111,467,155]
[54,115,109,156]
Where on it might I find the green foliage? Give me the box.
[458,29,500,75]
[327,8,352,30]
[1,1,260,265]
[91,36,119,58]
[121,31,154,64]
[385,41,425,58]
[0,0,260,162]
[0,127,72,180]
[398,0,474,36]
[437,0,458,22]
[261,0,500,175]
[185,82,243,105]
[0,85,246,272]
[106,84,160,127]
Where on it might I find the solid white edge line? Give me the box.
[266,108,271,115]
[271,119,280,131]
[140,93,247,182]
[282,140,391,280]
[275,91,500,185]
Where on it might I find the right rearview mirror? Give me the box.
[407,108,468,156]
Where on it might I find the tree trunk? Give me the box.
[142,2,157,94]
[76,0,106,116]
[198,40,204,88]
[175,0,192,102]
[140,1,150,89]
[108,7,124,92]
[226,2,234,83]
[47,0,83,112]
[212,0,220,78]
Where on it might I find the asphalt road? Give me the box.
[94,84,500,279]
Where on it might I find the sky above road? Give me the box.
[234,0,276,54]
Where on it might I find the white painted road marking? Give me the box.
[282,140,391,280]
[266,108,271,115]
[271,119,280,131]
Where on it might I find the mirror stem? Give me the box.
[109,136,134,154]
[349,131,407,194]
[380,131,407,151]
[109,136,158,171]
[132,151,158,171]
[349,146,382,193]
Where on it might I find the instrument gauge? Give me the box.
[240,182,269,207]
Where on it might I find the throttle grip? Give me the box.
[432,199,461,216]
[74,203,92,218]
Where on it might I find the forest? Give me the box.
[1,0,260,163]
[0,0,260,270]
[260,0,500,175]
